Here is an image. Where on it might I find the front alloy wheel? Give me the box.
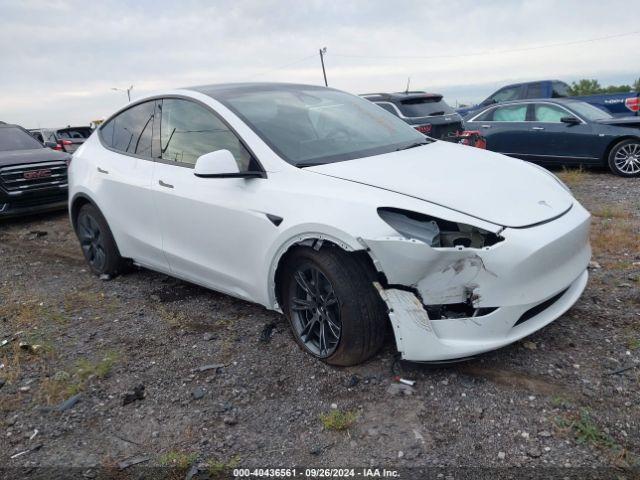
[281,246,388,366]
[289,264,342,357]
[608,139,640,177]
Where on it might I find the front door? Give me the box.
[526,103,599,162]
[151,97,272,300]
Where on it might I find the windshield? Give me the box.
[0,127,44,151]
[569,102,612,120]
[218,87,427,166]
[398,97,455,117]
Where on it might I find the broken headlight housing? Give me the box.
[378,207,503,248]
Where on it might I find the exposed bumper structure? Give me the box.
[365,202,591,362]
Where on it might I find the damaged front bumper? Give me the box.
[364,202,591,362]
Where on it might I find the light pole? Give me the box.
[111,85,134,102]
[319,47,328,87]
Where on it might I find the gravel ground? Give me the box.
[0,169,638,479]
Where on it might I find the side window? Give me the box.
[100,101,155,157]
[552,82,569,98]
[160,99,254,170]
[375,102,398,116]
[524,83,543,99]
[491,86,522,103]
[533,104,568,123]
[493,104,528,122]
[474,107,497,121]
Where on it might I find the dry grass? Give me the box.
[557,167,586,187]
[591,205,632,220]
[555,408,638,468]
[62,289,115,314]
[39,351,119,405]
[590,219,640,257]
[0,300,67,329]
[1,337,55,385]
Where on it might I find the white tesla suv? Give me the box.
[68,83,591,365]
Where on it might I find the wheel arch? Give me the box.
[268,232,380,311]
[70,192,100,230]
[602,135,640,165]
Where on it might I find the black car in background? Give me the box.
[0,124,70,217]
[464,99,640,177]
[360,91,463,140]
[29,126,93,154]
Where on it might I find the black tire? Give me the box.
[281,246,388,366]
[607,139,640,177]
[75,203,127,276]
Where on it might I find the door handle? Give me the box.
[158,180,174,189]
[97,167,109,174]
[481,125,492,128]
[531,127,545,131]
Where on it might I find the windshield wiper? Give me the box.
[297,162,326,168]
[395,141,431,152]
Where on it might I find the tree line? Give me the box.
[568,78,640,96]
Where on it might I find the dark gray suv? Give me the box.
[360,91,463,140]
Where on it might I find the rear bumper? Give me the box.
[365,201,591,361]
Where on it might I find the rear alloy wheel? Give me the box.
[608,139,640,177]
[281,246,388,366]
[75,203,126,276]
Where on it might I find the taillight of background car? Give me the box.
[55,139,73,152]
[625,97,639,113]
[456,130,487,149]
[414,124,432,135]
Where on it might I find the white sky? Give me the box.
[1,0,638,127]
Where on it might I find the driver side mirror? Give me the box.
[560,116,580,125]
[481,98,496,106]
[194,149,264,179]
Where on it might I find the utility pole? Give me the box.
[111,85,134,102]
[319,47,328,87]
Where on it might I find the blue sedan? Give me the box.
[464,99,640,177]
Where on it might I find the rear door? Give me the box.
[94,100,168,270]
[469,103,531,156]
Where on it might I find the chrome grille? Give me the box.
[0,161,68,193]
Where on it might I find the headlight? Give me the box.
[527,162,572,195]
[378,208,503,248]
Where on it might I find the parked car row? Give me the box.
[457,79,640,118]
[29,126,93,154]
[464,98,640,177]
[363,84,640,176]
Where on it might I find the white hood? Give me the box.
[306,141,573,228]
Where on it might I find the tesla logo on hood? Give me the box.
[23,169,52,180]
[538,200,552,208]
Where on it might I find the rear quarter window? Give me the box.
[100,101,155,157]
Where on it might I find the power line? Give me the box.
[331,30,640,60]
